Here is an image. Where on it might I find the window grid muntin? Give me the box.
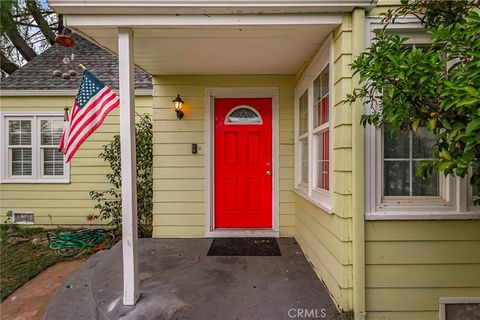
[383,128,439,198]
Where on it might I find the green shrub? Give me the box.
[90,114,153,237]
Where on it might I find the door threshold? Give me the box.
[206,229,279,238]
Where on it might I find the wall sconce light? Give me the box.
[172,94,184,120]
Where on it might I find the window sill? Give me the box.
[1,179,70,184]
[366,211,480,220]
[293,188,332,214]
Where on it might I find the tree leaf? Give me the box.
[466,118,480,133]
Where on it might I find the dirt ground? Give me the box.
[0,260,82,320]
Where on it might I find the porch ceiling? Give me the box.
[72,22,338,75]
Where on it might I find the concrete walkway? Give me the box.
[0,260,83,320]
[46,238,342,320]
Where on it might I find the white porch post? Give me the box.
[118,27,139,306]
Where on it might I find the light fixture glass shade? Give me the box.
[172,94,184,111]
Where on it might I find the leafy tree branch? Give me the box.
[348,0,480,204]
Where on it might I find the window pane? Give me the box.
[44,149,54,161]
[313,66,329,128]
[41,120,53,145]
[55,165,64,176]
[412,127,436,158]
[12,149,23,161]
[53,121,63,145]
[300,138,308,184]
[43,148,64,176]
[384,161,410,196]
[299,91,308,135]
[9,133,20,145]
[384,129,409,159]
[11,147,32,176]
[20,121,31,145]
[9,120,20,133]
[316,130,329,190]
[12,148,32,161]
[9,120,31,145]
[44,162,54,175]
[412,161,439,196]
[226,107,262,124]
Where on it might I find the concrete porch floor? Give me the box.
[46,238,343,320]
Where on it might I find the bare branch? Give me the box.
[0,51,19,74]
[26,0,56,45]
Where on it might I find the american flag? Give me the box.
[59,70,119,163]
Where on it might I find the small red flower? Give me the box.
[86,214,94,222]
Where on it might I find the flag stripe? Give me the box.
[65,96,119,160]
[66,91,118,149]
[65,99,119,162]
[69,88,110,129]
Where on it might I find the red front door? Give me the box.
[214,98,272,228]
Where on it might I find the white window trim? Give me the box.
[294,35,333,212]
[365,17,480,220]
[439,297,480,320]
[1,111,70,184]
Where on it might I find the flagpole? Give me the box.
[79,64,86,70]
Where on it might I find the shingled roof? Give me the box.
[1,33,152,91]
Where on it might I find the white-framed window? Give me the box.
[1,113,69,183]
[365,17,480,219]
[294,37,332,211]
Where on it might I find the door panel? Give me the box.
[214,98,272,228]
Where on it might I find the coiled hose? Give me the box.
[47,228,113,257]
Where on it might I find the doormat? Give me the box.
[207,238,281,256]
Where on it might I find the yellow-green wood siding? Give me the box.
[0,95,152,226]
[363,3,480,319]
[365,220,480,320]
[294,14,355,312]
[152,75,295,238]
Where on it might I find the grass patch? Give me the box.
[0,225,117,302]
[0,226,62,301]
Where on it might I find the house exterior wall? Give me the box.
[151,75,295,238]
[365,220,480,320]
[0,95,152,226]
[363,2,480,319]
[294,14,355,312]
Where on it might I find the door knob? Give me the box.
[266,170,272,176]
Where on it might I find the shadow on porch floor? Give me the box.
[46,238,343,320]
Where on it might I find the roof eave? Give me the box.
[0,89,152,97]
[48,0,377,14]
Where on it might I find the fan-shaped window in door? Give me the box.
[225,105,262,125]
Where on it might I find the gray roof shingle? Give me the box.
[1,33,152,91]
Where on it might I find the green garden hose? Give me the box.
[47,228,113,257]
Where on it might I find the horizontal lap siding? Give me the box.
[365,220,480,319]
[294,15,354,312]
[152,75,295,238]
[0,95,152,226]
